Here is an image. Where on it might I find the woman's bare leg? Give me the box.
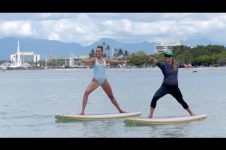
[79,79,99,115]
[101,79,126,113]
[186,107,195,116]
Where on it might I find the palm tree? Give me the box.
[102,42,111,58]
[102,42,106,52]
[106,45,111,58]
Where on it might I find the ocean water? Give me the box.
[0,67,226,137]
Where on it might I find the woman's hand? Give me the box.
[148,56,157,63]
[123,60,128,65]
[184,63,192,68]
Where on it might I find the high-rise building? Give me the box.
[155,41,181,53]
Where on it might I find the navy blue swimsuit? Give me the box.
[156,61,184,85]
[150,61,189,109]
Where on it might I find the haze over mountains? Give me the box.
[0,37,223,60]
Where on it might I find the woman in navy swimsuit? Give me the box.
[148,50,195,118]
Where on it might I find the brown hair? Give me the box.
[96,45,103,51]
[172,58,177,70]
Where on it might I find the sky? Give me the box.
[0,13,226,46]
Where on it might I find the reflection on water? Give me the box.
[0,68,225,137]
[154,124,188,137]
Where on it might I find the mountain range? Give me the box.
[0,37,224,60]
[0,37,157,60]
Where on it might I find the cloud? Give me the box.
[0,21,34,37]
[0,13,226,45]
[48,33,60,41]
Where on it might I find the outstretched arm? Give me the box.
[79,58,95,64]
[184,63,192,68]
[105,58,127,65]
[148,56,158,64]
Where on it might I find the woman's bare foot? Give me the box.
[79,112,84,115]
[190,113,195,116]
[148,115,153,118]
[119,110,127,113]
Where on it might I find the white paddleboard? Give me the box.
[124,114,207,125]
[55,112,141,121]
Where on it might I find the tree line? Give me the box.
[2,44,226,68]
[36,43,226,68]
[101,44,226,67]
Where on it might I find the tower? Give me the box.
[16,41,22,66]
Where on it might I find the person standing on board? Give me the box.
[148,50,195,118]
[78,45,127,115]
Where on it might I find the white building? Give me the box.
[155,41,181,53]
[10,41,40,65]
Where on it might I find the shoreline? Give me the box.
[1,66,226,72]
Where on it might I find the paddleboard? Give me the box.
[124,114,207,125]
[55,112,141,121]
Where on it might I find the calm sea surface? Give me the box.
[0,67,225,137]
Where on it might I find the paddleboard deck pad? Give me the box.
[124,114,207,125]
[55,112,141,121]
